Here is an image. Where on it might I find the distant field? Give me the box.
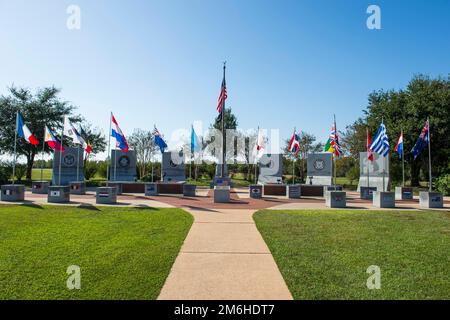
[254,209,450,300]
[31,168,52,180]
[0,205,193,300]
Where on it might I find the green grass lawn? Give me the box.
[31,168,52,180]
[0,205,193,300]
[254,209,450,300]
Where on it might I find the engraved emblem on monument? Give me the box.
[118,155,130,168]
[314,159,325,171]
[63,154,76,167]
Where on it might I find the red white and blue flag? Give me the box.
[411,120,429,160]
[17,113,39,145]
[288,130,300,155]
[44,126,64,152]
[394,131,404,159]
[217,71,227,115]
[111,113,129,152]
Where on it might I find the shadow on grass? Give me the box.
[20,202,44,209]
[77,204,101,211]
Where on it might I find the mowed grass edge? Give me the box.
[254,209,450,300]
[0,205,193,299]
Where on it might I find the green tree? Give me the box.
[345,75,450,186]
[79,122,107,164]
[0,86,80,179]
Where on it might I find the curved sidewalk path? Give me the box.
[157,208,293,300]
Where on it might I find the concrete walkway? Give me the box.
[157,209,293,300]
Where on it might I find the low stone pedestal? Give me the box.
[419,192,443,209]
[373,191,395,208]
[96,187,117,204]
[249,185,262,199]
[212,177,232,187]
[263,184,286,196]
[32,181,49,194]
[395,187,413,200]
[107,182,123,195]
[300,185,324,197]
[70,181,86,195]
[48,186,70,203]
[325,191,346,208]
[360,186,377,200]
[145,183,158,196]
[214,186,230,203]
[1,184,25,202]
[183,184,196,197]
[288,185,301,199]
[157,183,184,194]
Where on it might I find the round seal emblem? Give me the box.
[314,159,325,171]
[118,155,130,168]
[169,160,178,168]
[63,154,76,167]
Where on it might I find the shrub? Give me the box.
[84,161,98,180]
[435,174,450,196]
[0,162,13,184]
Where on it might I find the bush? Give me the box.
[84,161,98,180]
[96,161,108,179]
[0,162,13,184]
[14,164,27,181]
[435,174,450,196]
[346,166,360,185]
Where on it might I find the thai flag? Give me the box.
[17,113,39,145]
[394,131,403,159]
[288,130,300,155]
[44,126,64,152]
[111,113,129,152]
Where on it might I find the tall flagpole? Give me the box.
[292,127,295,185]
[333,114,337,189]
[12,112,18,185]
[367,127,370,190]
[427,118,432,192]
[255,126,259,184]
[221,62,226,179]
[106,112,112,181]
[401,128,405,187]
[76,145,80,182]
[58,125,64,186]
[190,124,193,180]
[40,127,46,182]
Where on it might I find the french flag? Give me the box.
[17,113,39,145]
[44,126,64,152]
[111,113,129,152]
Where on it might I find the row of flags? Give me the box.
[14,112,431,163]
[16,112,91,154]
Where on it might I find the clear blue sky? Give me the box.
[1,0,449,155]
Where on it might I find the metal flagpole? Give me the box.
[333,114,337,190]
[221,62,226,179]
[76,145,80,182]
[292,127,295,185]
[401,129,405,187]
[190,125,193,180]
[367,127,370,191]
[427,118,432,192]
[12,112,18,185]
[255,126,259,184]
[40,127,45,182]
[58,125,64,186]
[106,112,112,182]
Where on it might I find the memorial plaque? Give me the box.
[249,185,263,199]
[288,185,301,199]
[419,191,443,209]
[358,152,390,192]
[162,151,186,182]
[1,185,25,202]
[325,191,347,208]
[52,147,84,185]
[109,150,137,181]
[258,154,283,184]
[96,187,117,204]
[307,153,333,185]
[395,187,413,200]
[214,185,230,203]
[373,191,395,208]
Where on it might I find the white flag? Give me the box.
[63,116,86,146]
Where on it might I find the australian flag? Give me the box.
[411,120,429,160]
[153,126,168,153]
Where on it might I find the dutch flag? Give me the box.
[111,113,129,152]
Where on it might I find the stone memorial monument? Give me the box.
[357,152,390,192]
[108,150,137,182]
[306,153,333,185]
[258,154,283,184]
[162,151,186,182]
[52,147,84,186]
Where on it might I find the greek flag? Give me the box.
[369,122,390,157]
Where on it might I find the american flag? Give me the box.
[217,74,227,114]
